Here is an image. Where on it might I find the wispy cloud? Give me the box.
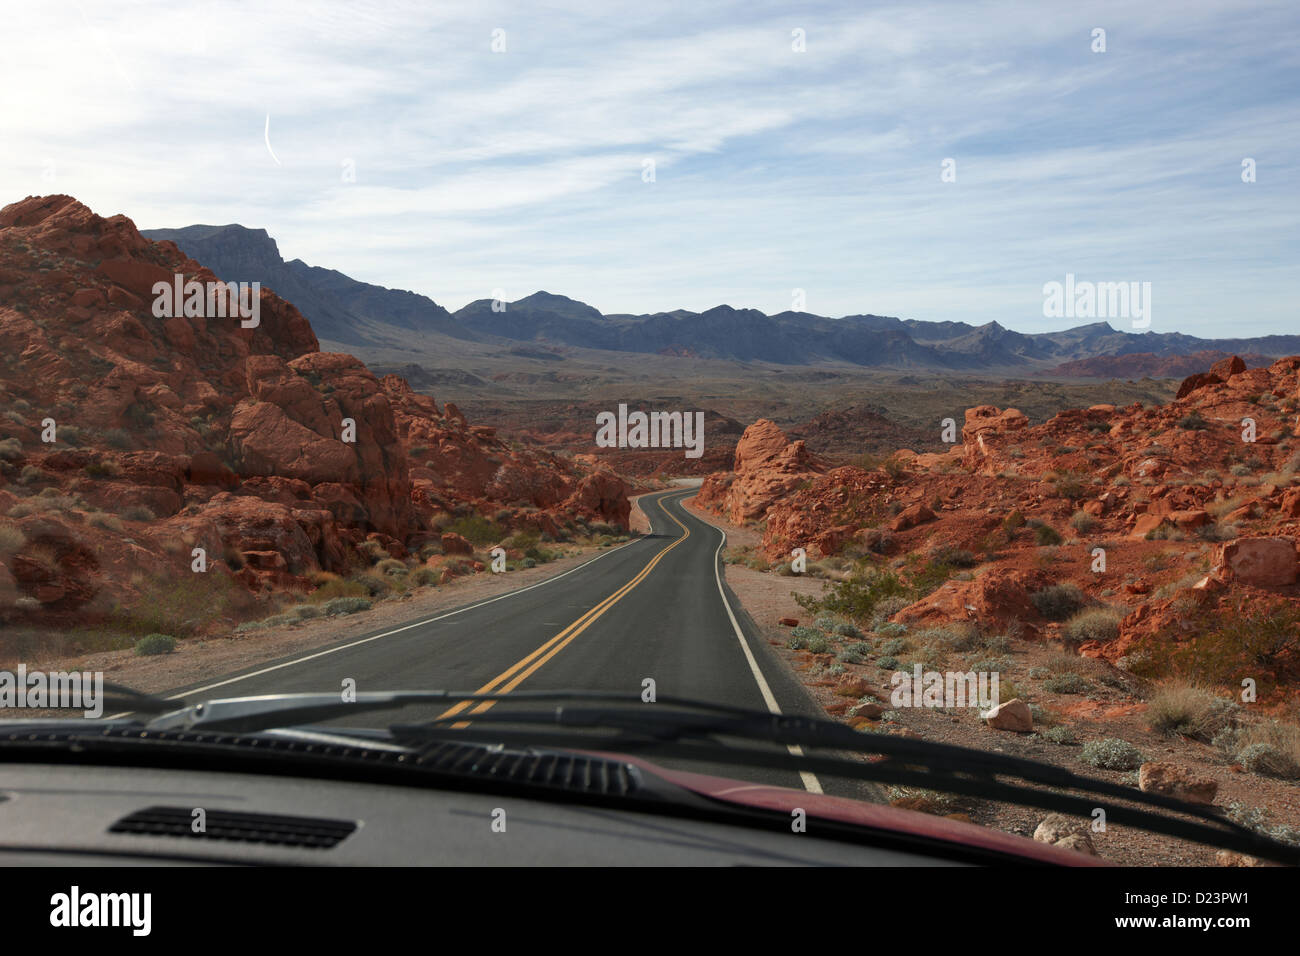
[0,0,1295,336]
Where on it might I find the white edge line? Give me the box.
[697,496,823,795]
[107,517,656,717]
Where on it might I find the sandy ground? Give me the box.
[23,494,655,699]
[681,496,1300,867]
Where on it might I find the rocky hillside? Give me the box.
[699,355,1300,697]
[0,195,629,637]
[1049,350,1273,380]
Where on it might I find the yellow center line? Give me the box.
[437,492,692,726]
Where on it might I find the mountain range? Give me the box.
[143,224,1300,374]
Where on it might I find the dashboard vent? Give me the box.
[414,742,639,796]
[109,806,356,848]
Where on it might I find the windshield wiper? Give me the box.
[133,689,1299,864]
[388,694,1300,866]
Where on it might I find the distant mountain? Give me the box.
[141,223,1300,373]
[142,224,477,347]
[1050,350,1275,379]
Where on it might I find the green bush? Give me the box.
[1042,672,1092,695]
[324,596,372,616]
[410,567,439,587]
[134,633,177,656]
[445,515,506,546]
[1062,607,1122,645]
[1080,737,1143,771]
[1031,583,1088,621]
[1070,510,1098,534]
[1236,743,1300,779]
[1034,523,1063,546]
[1042,725,1077,745]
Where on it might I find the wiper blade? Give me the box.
[145,689,735,734]
[389,696,1300,866]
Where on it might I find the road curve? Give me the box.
[159,490,873,797]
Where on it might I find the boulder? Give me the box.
[985,697,1033,732]
[1138,762,1218,805]
[1216,537,1297,587]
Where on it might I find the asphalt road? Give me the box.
[160,490,873,798]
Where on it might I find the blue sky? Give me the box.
[1,0,1297,337]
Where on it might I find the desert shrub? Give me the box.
[1225,804,1300,847]
[795,566,906,622]
[309,576,368,602]
[87,513,124,534]
[1070,510,1097,534]
[927,544,977,568]
[1033,523,1063,546]
[0,522,25,555]
[838,641,871,664]
[1062,607,1122,646]
[1052,472,1090,500]
[1042,672,1092,695]
[290,604,323,620]
[1042,725,1077,745]
[877,656,899,670]
[1215,721,1300,779]
[410,567,439,587]
[1236,743,1300,780]
[445,515,505,546]
[814,615,836,631]
[1080,737,1143,771]
[872,595,911,624]
[121,504,156,522]
[108,571,240,638]
[1129,603,1300,688]
[887,786,963,815]
[1146,682,1237,740]
[1029,665,1050,679]
[522,557,537,568]
[1178,411,1209,430]
[0,437,22,461]
[918,622,981,652]
[376,557,407,576]
[806,634,831,654]
[354,572,391,597]
[134,633,177,656]
[833,621,863,639]
[324,596,372,616]
[1031,583,1088,621]
[877,636,909,657]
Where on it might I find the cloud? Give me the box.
[0,0,1295,336]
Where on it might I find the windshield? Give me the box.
[1,0,1298,876]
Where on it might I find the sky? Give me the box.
[1,0,1297,338]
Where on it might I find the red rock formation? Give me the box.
[697,354,1300,682]
[0,195,631,627]
[696,419,824,524]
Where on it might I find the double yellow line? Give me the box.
[436,492,692,726]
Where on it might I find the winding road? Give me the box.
[159,490,869,797]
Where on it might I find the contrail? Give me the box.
[264,114,282,166]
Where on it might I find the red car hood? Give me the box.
[607,753,1107,865]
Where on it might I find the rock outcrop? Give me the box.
[0,195,631,629]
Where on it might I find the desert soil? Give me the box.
[683,496,1300,867]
